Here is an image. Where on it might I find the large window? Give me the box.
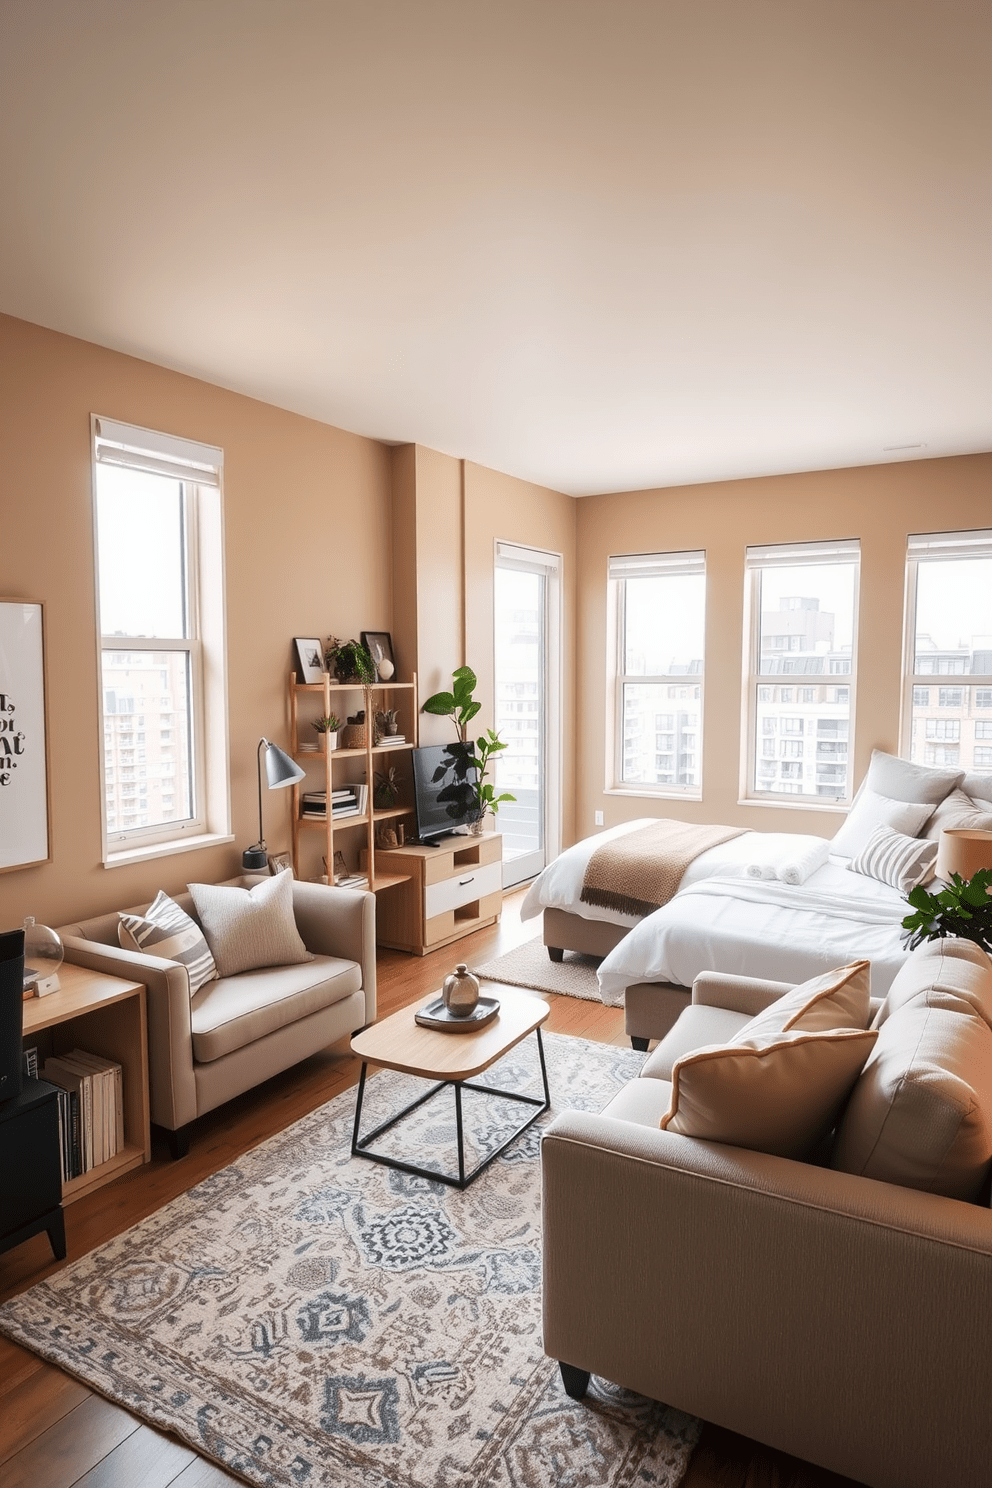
[610,550,705,795]
[743,540,860,802]
[902,531,992,785]
[93,418,229,860]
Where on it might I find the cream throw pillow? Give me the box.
[737,960,871,1039]
[830,788,934,860]
[187,871,312,978]
[661,1027,878,1158]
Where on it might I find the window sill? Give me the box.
[737,797,848,813]
[605,787,703,803]
[103,831,235,869]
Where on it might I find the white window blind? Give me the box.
[609,550,705,581]
[94,417,223,486]
[745,539,860,569]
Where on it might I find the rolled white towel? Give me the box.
[745,861,777,879]
[778,839,830,885]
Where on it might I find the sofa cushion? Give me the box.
[831,1005,992,1200]
[922,787,992,842]
[849,825,938,893]
[830,789,934,860]
[961,772,992,809]
[601,1076,674,1127]
[190,955,361,1062]
[118,890,218,995]
[641,1006,751,1081]
[875,938,992,1031]
[661,1028,877,1159]
[188,870,312,978]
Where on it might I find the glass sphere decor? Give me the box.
[23,916,64,993]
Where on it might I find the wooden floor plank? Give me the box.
[0,1364,91,1464]
[72,1422,197,1488]
[168,1454,245,1487]
[0,1395,139,1488]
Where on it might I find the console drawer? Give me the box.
[424,858,503,920]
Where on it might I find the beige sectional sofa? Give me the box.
[58,876,376,1157]
[542,938,992,1488]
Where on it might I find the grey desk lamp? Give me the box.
[242,738,305,870]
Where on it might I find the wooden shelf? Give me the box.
[21,962,151,1206]
[289,670,418,887]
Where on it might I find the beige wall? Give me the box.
[0,313,393,928]
[575,454,992,840]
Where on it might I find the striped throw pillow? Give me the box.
[849,824,937,895]
[119,890,218,995]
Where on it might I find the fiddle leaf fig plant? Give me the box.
[422,667,515,824]
[901,869,992,952]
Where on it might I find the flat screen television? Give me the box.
[411,743,481,844]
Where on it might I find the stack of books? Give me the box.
[42,1048,124,1180]
[336,872,370,889]
[301,784,369,820]
[377,734,406,747]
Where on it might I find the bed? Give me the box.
[520,752,992,1046]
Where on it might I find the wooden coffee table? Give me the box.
[350,987,551,1188]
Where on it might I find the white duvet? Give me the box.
[595,863,909,1004]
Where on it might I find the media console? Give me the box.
[372,831,502,955]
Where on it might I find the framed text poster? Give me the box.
[0,600,51,872]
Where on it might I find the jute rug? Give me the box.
[476,936,604,1002]
[0,1032,699,1488]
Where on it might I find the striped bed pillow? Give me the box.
[849,824,937,895]
[119,890,218,995]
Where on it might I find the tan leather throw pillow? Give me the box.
[737,960,871,1040]
[661,1027,878,1159]
[187,871,312,978]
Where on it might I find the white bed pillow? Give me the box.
[830,788,934,861]
[960,772,992,812]
[922,788,992,842]
[858,749,964,806]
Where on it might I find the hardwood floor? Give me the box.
[0,888,861,1488]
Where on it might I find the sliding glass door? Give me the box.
[493,543,561,887]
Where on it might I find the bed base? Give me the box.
[542,907,689,1046]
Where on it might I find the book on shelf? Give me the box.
[42,1049,123,1176]
[336,873,369,889]
[377,735,406,746]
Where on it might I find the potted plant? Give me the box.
[375,707,400,737]
[324,637,375,685]
[374,764,402,810]
[902,868,992,952]
[421,666,515,834]
[312,714,340,750]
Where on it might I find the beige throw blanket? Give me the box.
[580,819,746,918]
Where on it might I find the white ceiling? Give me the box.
[2,1,990,496]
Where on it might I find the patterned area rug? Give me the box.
[476,937,604,1001]
[0,1033,699,1488]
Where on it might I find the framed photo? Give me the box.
[294,638,325,684]
[0,600,51,873]
[361,631,395,681]
[267,851,292,876]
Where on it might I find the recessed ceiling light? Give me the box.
[882,443,927,452]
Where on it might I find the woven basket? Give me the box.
[339,723,367,749]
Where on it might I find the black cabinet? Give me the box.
[0,1076,66,1261]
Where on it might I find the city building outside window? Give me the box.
[902,531,992,789]
[610,550,705,794]
[93,417,229,861]
[742,540,859,802]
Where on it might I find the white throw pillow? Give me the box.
[738,960,871,1039]
[830,788,934,860]
[119,890,218,996]
[187,871,312,978]
[661,1027,878,1159]
[961,771,992,809]
[922,788,992,842]
[849,824,938,894]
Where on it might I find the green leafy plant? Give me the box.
[312,714,340,734]
[324,637,375,685]
[373,764,401,809]
[422,667,515,824]
[901,869,992,952]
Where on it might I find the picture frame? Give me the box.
[294,638,325,684]
[267,851,292,876]
[361,631,395,681]
[0,599,51,873]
